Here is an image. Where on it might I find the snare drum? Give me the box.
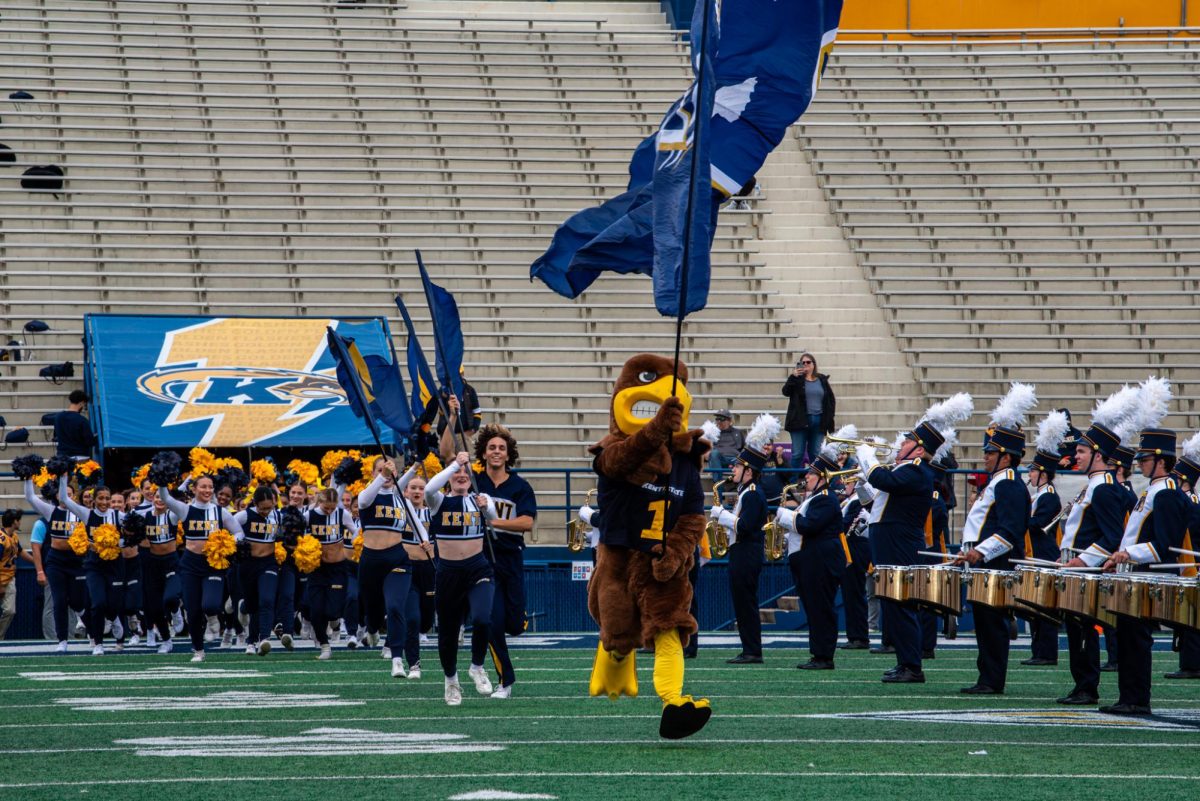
[1146,577,1200,631]
[965,570,1016,610]
[874,565,913,604]
[909,564,963,615]
[1054,572,1117,627]
[1100,574,1152,619]
[1014,567,1059,613]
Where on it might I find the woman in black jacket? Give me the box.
[781,353,835,470]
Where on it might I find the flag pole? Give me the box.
[670,0,712,397]
[414,250,498,562]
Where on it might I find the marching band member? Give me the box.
[425,451,496,706]
[357,457,417,678]
[858,393,973,684]
[1021,410,1071,667]
[159,476,244,662]
[1166,432,1200,680]
[473,423,538,698]
[953,382,1038,694]
[61,481,124,655]
[1099,437,1139,672]
[25,476,85,653]
[838,477,872,651]
[1056,384,1141,704]
[776,447,849,670]
[711,415,776,665]
[140,488,180,655]
[234,487,281,656]
[1095,380,1189,715]
[305,488,359,660]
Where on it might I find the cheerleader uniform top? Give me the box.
[160,487,244,542]
[142,508,179,545]
[358,468,423,537]
[24,478,79,541]
[234,507,281,544]
[425,461,496,542]
[60,481,123,541]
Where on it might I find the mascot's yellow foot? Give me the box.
[659,695,712,740]
[589,643,638,701]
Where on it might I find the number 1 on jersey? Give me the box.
[640,499,665,542]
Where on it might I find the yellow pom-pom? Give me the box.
[420,453,443,480]
[349,533,363,563]
[176,522,184,547]
[203,528,237,570]
[250,459,277,485]
[93,523,121,561]
[348,479,367,497]
[288,460,320,487]
[68,523,90,556]
[293,534,323,574]
[360,456,377,483]
[471,460,484,474]
[321,450,348,478]
[131,463,151,489]
[32,467,53,488]
[189,447,216,477]
[213,457,243,472]
[76,460,101,479]
[274,541,287,565]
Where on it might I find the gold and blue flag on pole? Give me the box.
[394,294,438,426]
[530,0,844,315]
[325,326,412,445]
[415,251,466,404]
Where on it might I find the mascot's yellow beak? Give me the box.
[613,375,692,437]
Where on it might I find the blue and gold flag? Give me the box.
[416,252,466,404]
[394,294,437,426]
[325,326,411,445]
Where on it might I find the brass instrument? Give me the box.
[1040,503,1071,538]
[821,467,864,481]
[763,482,800,561]
[567,489,597,553]
[706,479,730,558]
[825,435,894,458]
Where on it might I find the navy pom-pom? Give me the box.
[11,454,45,481]
[147,451,183,488]
[46,455,73,477]
[278,506,307,548]
[332,457,360,488]
[120,513,147,547]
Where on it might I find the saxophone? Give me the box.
[762,482,800,561]
[706,479,730,558]
[566,489,597,553]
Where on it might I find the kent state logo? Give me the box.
[134,318,352,446]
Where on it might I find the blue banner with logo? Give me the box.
[83,314,399,448]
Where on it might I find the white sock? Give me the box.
[445,673,458,685]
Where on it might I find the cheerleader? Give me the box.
[233,487,281,656]
[159,477,244,662]
[274,482,307,647]
[114,515,144,649]
[215,481,244,649]
[356,457,416,678]
[25,477,85,653]
[140,490,180,654]
[340,489,366,648]
[389,468,433,677]
[425,451,497,706]
[404,472,437,645]
[304,488,360,660]
[60,482,123,655]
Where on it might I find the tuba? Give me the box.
[567,489,597,553]
[763,482,800,561]
[706,479,730,558]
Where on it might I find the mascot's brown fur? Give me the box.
[586,354,710,653]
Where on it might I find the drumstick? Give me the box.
[1011,557,1060,567]
[1150,563,1195,570]
[917,550,952,559]
[1170,546,1200,558]
[1058,566,1105,572]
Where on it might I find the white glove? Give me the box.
[709,505,723,521]
[855,444,880,471]
[717,509,737,530]
[579,505,595,527]
[774,507,796,534]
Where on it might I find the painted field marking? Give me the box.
[449,792,556,800]
[804,708,1200,731]
[18,666,268,682]
[113,727,505,757]
[55,690,365,712]
[4,769,1200,790]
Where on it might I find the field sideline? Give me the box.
[1,635,1198,801]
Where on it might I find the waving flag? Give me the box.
[394,294,437,426]
[415,251,465,404]
[325,326,411,446]
[530,0,844,315]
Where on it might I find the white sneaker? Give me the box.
[491,684,512,699]
[245,643,256,655]
[91,644,104,657]
[381,647,392,659]
[346,635,359,650]
[220,629,234,649]
[190,650,205,663]
[171,609,184,635]
[257,640,271,656]
[391,657,407,678]
[300,621,314,643]
[318,644,332,661]
[367,630,379,647]
[238,607,250,631]
[407,664,421,681]
[280,633,293,651]
[103,619,113,636]
[444,679,463,706]
[146,629,159,648]
[55,641,69,654]
[468,665,493,696]
[236,633,247,648]
[75,618,87,636]
[157,639,173,655]
[419,633,430,645]
[338,621,349,639]
[204,617,219,643]
[129,633,140,647]
[111,618,124,641]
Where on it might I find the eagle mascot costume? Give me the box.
[586,353,712,739]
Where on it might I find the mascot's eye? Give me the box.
[637,370,657,384]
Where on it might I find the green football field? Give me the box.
[2,638,1198,801]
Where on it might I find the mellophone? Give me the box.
[873,560,1199,631]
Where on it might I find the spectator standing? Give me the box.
[54,390,97,459]
[781,353,836,469]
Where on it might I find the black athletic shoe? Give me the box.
[1164,669,1200,679]
[960,684,1003,695]
[869,645,896,655]
[1020,657,1058,666]
[726,654,763,664]
[922,650,936,659]
[881,667,925,684]
[1098,703,1152,716]
[1100,661,1118,673]
[796,659,835,671]
[838,640,870,650]
[1056,691,1099,705]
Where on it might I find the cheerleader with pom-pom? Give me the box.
[234,486,283,656]
[139,489,181,654]
[59,479,123,656]
[22,460,87,652]
[303,487,360,660]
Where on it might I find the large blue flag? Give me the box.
[394,294,438,426]
[325,326,412,446]
[530,0,844,314]
[415,251,466,404]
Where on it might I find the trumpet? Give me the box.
[706,479,730,558]
[826,435,894,458]
[762,482,799,561]
[1039,503,1071,538]
[567,489,597,553]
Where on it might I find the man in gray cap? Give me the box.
[708,409,745,472]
